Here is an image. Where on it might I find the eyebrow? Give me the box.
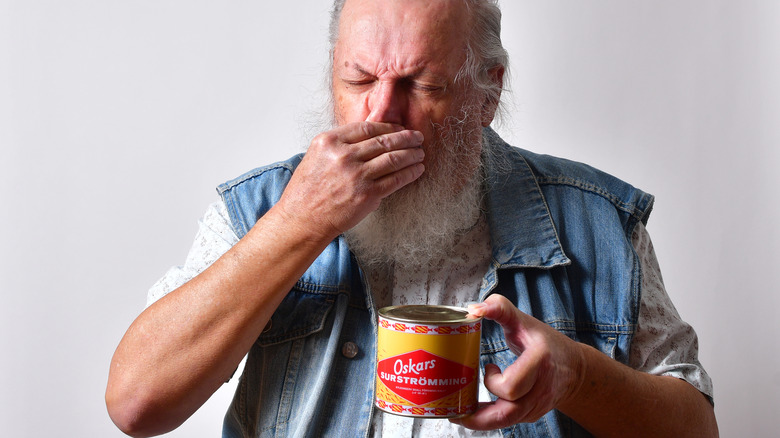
[348,62,448,84]
[350,63,374,77]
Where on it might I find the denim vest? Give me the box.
[217,128,654,438]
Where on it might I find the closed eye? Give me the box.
[342,78,375,89]
[414,83,445,93]
[408,80,446,96]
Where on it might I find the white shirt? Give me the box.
[148,200,714,437]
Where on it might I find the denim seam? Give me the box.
[523,158,572,264]
[481,345,509,355]
[293,280,348,294]
[269,338,304,435]
[220,190,248,239]
[494,260,571,271]
[482,326,630,355]
[237,361,248,435]
[536,175,648,221]
[624,225,643,362]
[546,321,635,333]
[217,162,297,193]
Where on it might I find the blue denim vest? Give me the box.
[217,128,654,438]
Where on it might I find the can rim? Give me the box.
[378,304,480,324]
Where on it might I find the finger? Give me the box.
[352,129,424,162]
[452,371,555,431]
[467,295,524,331]
[482,353,539,402]
[371,161,425,198]
[453,395,548,430]
[336,121,406,145]
[361,146,425,180]
[508,371,558,423]
[450,398,527,431]
[468,295,533,354]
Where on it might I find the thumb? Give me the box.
[467,294,526,334]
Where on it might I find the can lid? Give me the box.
[378,305,477,324]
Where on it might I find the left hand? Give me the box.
[452,294,586,430]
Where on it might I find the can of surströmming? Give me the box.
[375,305,482,418]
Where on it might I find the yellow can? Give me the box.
[375,305,482,418]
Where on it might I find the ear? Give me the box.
[480,65,505,127]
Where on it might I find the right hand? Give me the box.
[276,121,425,239]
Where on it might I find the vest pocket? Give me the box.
[255,287,336,346]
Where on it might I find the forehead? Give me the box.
[335,0,470,77]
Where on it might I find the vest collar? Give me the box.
[483,128,570,269]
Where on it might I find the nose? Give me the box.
[365,80,404,125]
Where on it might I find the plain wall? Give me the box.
[1,1,777,436]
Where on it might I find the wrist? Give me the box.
[557,341,591,413]
[264,201,342,247]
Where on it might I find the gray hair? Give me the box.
[327,0,509,120]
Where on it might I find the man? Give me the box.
[106,0,718,436]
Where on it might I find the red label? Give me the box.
[377,349,475,405]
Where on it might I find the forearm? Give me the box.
[106,205,335,437]
[560,344,718,438]
[106,122,425,436]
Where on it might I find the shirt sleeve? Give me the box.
[146,200,240,307]
[629,222,714,404]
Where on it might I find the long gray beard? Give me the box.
[344,112,486,270]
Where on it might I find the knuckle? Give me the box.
[377,172,404,197]
[506,386,525,401]
[374,133,391,151]
[359,121,374,138]
[384,151,402,170]
[379,173,401,194]
[491,408,513,429]
[311,132,337,150]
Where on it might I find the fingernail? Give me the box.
[467,302,487,317]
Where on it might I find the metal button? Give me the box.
[342,341,359,359]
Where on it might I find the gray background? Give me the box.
[1,1,777,436]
